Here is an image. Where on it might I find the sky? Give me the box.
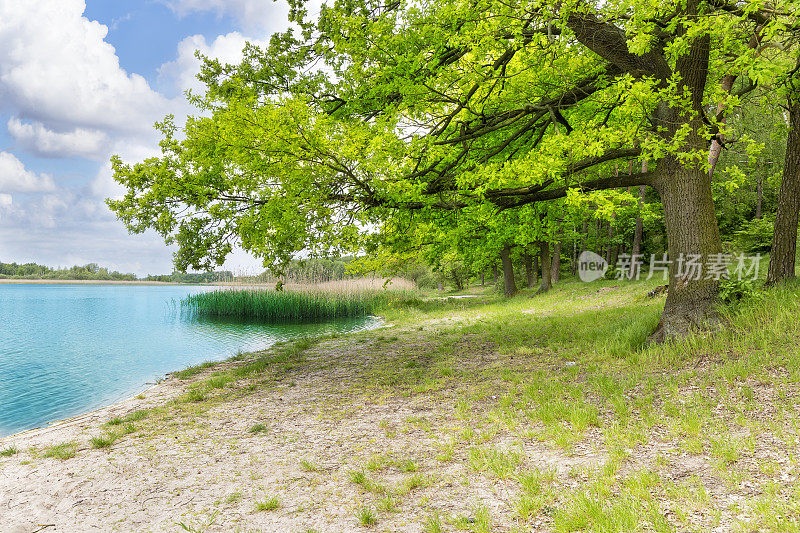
[0,0,298,276]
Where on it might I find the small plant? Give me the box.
[185,389,205,403]
[126,410,148,422]
[248,423,268,434]
[473,504,491,533]
[349,470,368,485]
[377,493,400,512]
[396,459,418,472]
[106,416,123,426]
[174,361,216,380]
[255,496,280,511]
[720,277,757,303]
[349,470,386,494]
[356,506,378,527]
[44,442,77,460]
[225,491,243,504]
[0,446,18,457]
[366,454,389,471]
[300,459,320,472]
[423,512,443,533]
[90,432,118,449]
[405,473,429,491]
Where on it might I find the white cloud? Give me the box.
[0,0,268,275]
[0,0,167,134]
[8,118,108,159]
[0,152,56,193]
[158,32,270,96]
[163,0,290,34]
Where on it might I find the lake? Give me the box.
[0,284,381,437]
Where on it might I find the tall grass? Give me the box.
[182,284,418,322]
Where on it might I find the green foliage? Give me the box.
[733,217,775,254]
[0,261,135,281]
[719,278,758,304]
[182,288,417,322]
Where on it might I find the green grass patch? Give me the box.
[43,442,77,460]
[0,446,18,457]
[182,288,419,322]
[248,423,268,434]
[255,496,280,511]
[90,432,119,449]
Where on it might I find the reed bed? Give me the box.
[182,282,418,322]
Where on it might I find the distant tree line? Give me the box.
[142,271,235,283]
[0,262,136,281]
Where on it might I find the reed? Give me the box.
[181,284,417,322]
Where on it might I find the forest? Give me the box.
[108,0,800,343]
[0,262,136,281]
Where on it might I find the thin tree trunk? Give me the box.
[500,245,517,297]
[594,219,602,254]
[630,161,647,279]
[481,272,485,286]
[767,92,800,285]
[575,218,589,275]
[523,252,536,288]
[605,221,617,268]
[491,263,498,285]
[551,241,561,283]
[756,175,763,219]
[533,254,540,283]
[537,241,552,293]
[708,74,736,178]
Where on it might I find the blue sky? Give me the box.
[0,0,291,275]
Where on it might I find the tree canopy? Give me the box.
[109,0,800,339]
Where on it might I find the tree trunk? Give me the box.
[630,185,646,279]
[523,252,536,288]
[537,241,552,293]
[594,219,602,254]
[500,245,517,297]
[551,241,561,284]
[650,151,723,342]
[491,263,498,285]
[575,219,589,275]
[481,272,485,286]
[756,175,763,219]
[766,95,800,285]
[533,254,540,283]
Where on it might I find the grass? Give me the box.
[300,459,321,472]
[43,442,77,460]
[90,432,119,449]
[107,410,147,426]
[57,272,800,531]
[356,506,378,527]
[0,446,18,457]
[255,496,280,511]
[248,423,268,434]
[182,286,420,322]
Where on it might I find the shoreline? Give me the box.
[0,279,185,285]
[0,372,182,444]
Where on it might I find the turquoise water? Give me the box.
[0,284,380,437]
